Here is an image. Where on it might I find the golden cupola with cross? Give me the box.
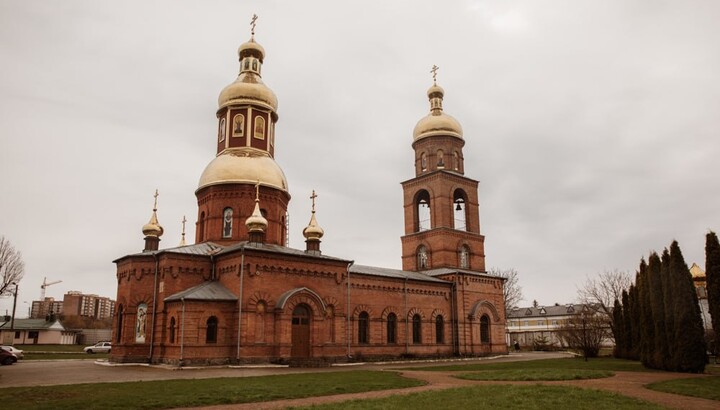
[401,66,486,272]
[195,15,290,246]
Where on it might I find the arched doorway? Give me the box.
[291,304,311,358]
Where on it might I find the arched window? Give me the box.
[420,152,427,172]
[453,151,460,171]
[459,245,470,269]
[281,214,287,246]
[435,315,444,344]
[358,312,369,344]
[198,212,205,242]
[169,317,176,344]
[232,114,245,137]
[387,313,397,344]
[480,315,490,343]
[116,304,124,343]
[222,208,233,238]
[254,116,266,139]
[206,316,218,344]
[415,190,431,232]
[256,302,266,343]
[437,150,445,168]
[417,246,429,269]
[218,118,226,142]
[453,189,467,231]
[327,305,336,343]
[412,314,422,344]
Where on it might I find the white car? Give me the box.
[83,341,112,354]
[0,345,23,359]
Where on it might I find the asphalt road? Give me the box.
[0,351,572,388]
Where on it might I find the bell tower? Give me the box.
[401,67,486,272]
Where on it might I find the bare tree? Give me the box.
[0,236,25,296]
[557,311,611,359]
[490,267,523,317]
[578,269,632,317]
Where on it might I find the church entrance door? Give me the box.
[291,304,311,358]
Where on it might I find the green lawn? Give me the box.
[455,368,614,381]
[0,371,423,410]
[646,376,720,401]
[294,385,665,410]
[15,344,86,352]
[408,357,652,373]
[23,353,108,360]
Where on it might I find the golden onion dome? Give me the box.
[689,263,705,278]
[217,38,278,111]
[142,190,164,238]
[413,82,463,141]
[303,212,324,240]
[245,201,268,233]
[197,147,289,193]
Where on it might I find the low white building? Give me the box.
[0,318,78,345]
[506,303,606,348]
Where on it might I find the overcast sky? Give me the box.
[1,1,719,316]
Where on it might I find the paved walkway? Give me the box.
[177,361,719,410]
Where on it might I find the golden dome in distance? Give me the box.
[303,190,324,240]
[142,189,164,238]
[413,65,463,141]
[217,16,278,111]
[245,181,268,233]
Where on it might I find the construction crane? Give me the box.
[40,277,62,300]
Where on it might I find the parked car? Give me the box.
[0,349,17,365]
[1,345,24,359]
[83,341,112,354]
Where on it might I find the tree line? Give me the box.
[612,233,720,373]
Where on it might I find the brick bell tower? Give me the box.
[195,21,291,246]
[401,68,486,272]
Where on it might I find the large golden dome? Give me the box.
[217,38,278,111]
[413,83,463,141]
[197,147,288,193]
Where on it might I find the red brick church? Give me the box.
[111,29,507,365]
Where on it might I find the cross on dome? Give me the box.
[251,14,258,38]
[431,65,439,85]
[310,190,318,213]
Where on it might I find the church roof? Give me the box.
[350,264,450,284]
[164,281,237,302]
[421,267,504,280]
[507,303,598,319]
[218,241,351,262]
[0,319,67,330]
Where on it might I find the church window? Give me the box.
[386,313,397,344]
[420,152,427,172]
[437,150,444,168]
[358,311,369,344]
[222,208,233,238]
[135,303,147,343]
[198,212,206,242]
[206,316,218,344]
[412,314,422,344]
[252,59,258,72]
[480,315,490,343]
[415,190,431,232]
[218,118,226,142]
[169,317,176,344]
[116,304,124,343]
[232,114,245,137]
[453,151,460,170]
[453,189,467,231]
[281,214,287,246]
[327,305,336,343]
[459,245,470,269]
[254,116,266,139]
[435,315,445,344]
[243,59,250,71]
[256,302,266,343]
[417,246,429,269]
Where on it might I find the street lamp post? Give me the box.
[10,282,19,335]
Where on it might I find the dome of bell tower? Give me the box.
[217,33,278,111]
[413,69,463,141]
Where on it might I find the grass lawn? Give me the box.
[294,385,664,410]
[23,353,108,360]
[16,344,86,352]
[455,368,613,381]
[646,376,720,401]
[408,357,652,373]
[0,370,423,410]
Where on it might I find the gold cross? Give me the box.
[181,215,187,235]
[310,190,318,213]
[251,14,258,37]
[153,189,159,210]
[431,65,439,84]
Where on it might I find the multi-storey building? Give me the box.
[63,291,116,319]
[30,297,63,319]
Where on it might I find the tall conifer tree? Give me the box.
[706,232,720,345]
[621,288,633,359]
[647,252,666,369]
[629,284,641,360]
[637,259,654,366]
[612,297,625,358]
[669,240,706,373]
[660,249,675,370]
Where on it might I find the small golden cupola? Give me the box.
[303,190,324,254]
[142,189,164,252]
[245,181,269,244]
[413,65,463,141]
